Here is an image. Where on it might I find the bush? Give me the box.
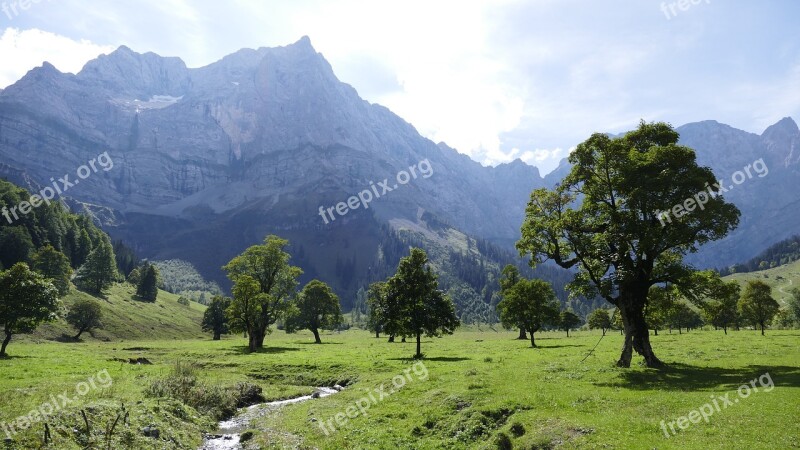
[145,361,263,420]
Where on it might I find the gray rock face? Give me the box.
[0,36,798,290]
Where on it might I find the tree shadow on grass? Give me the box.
[296,342,345,345]
[595,363,800,391]
[386,356,471,362]
[226,346,302,355]
[532,344,586,349]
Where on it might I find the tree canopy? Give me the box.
[497,278,559,347]
[517,121,740,367]
[223,235,302,352]
[287,280,343,343]
[0,263,59,356]
[738,280,779,335]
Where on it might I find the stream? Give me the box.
[199,387,340,450]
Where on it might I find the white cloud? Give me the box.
[0,28,113,88]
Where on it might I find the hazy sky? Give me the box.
[1,0,798,174]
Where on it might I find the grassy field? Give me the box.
[724,258,800,307]
[1,326,798,449]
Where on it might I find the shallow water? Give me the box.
[199,387,339,450]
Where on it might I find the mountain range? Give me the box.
[1,36,798,312]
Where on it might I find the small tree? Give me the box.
[287,280,343,343]
[646,286,676,336]
[366,281,387,338]
[559,310,583,337]
[386,248,459,358]
[74,238,117,295]
[788,288,800,326]
[0,263,59,356]
[32,245,72,296]
[499,265,526,339]
[738,280,779,335]
[136,263,159,302]
[66,298,103,340]
[587,308,611,336]
[497,278,560,347]
[701,281,740,334]
[202,295,231,340]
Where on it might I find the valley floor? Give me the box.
[1,329,798,449]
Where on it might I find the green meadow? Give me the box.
[1,325,798,449]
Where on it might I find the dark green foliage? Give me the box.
[384,248,460,358]
[0,180,106,272]
[112,239,139,277]
[700,280,740,334]
[559,310,583,337]
[517,121,740,367]
[202,295,231,340]
[0,263,59,356]
[136,263,159,302]
[286,280,343,343]
[75,237,118,295]
[224,235,302,352]
[32,245,72,296]
[65,298,103,339]
[738,280,779,335]
[0,226,34,268]
[720,235,800,275]
[497,278,560,347]
[788,288,800,326]
[587,308,612,335]
[366,281,388,337]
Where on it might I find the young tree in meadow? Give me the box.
[499,264,527,339]
[287,280,343,343]
[32,245,72,296]
[517,122,740,367]
[386,248,459,358]
[587,308,612,336]
[137,263,160,302]
[738,280,779,336]
[700,281,740,334]
[788,288,800,326]
[66,298,103,340]
[612,308,624,335]
[74,238,118,295]
[0,263,59,356]
[669,302,701,333]
[497,278,560,347]
[202,295,231,340]
[223,235,302,351]
[366,281,388,338]
[559,310,583,337]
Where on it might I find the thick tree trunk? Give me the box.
[653,328,658,336]
[518,328,527,340]
[415,332,422,359]
[388,335,395,343]
[760,322,765,336]
[375,330,380,338]
[213,332,221,341]
[74,328,85,340]
[723,326,727,335]
[566,329,570,338]
[401,336,406,343]
[248,327,265,352]
[602,328,606,336]
[1,332,11,357]
[617,300,664,368]
[312,328,322,344]
[529,332,537,348]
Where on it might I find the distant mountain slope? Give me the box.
[723,258,800,308]
[0,37,798,310]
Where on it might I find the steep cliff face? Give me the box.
[0,37,798,298]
